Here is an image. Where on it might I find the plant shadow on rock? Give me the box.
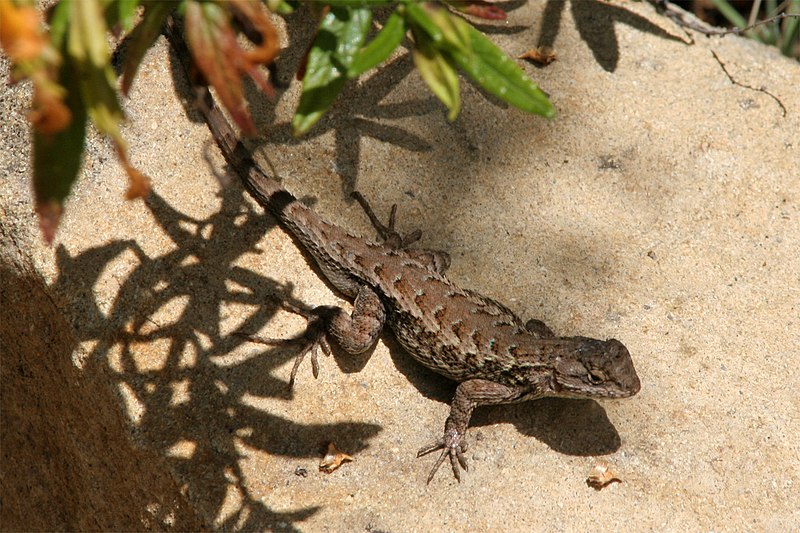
[165,10,438,199]
[49,185,380,531]
[162,1,685,209]
[251,0,685,198]
[538,0,687,72]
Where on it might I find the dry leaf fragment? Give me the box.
[184,0,279,135]
[0,0,71,135]
[587,460,622,490]
[518,47,557,66]
[319,442,353,474]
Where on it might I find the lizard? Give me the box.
[183,50,641,484]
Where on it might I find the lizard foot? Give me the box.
[238,301,338,389]
[351,191,421,249]
[417,431,469,484]
[351,191,451,273]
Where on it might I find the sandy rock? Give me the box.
[2,2,798,530]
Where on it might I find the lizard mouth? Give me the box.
[556,377,641,399]
[601,379,641,399]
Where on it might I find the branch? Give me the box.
[651,0,800,37]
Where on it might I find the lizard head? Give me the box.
[550,338,641,399]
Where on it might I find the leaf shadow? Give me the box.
[164,1,687,203]
[49,185,381,531]
[262,53,439,196]
[538,0,686,72]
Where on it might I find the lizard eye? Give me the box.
[587,370,606,384]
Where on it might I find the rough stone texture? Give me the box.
[1,1,798,531]
[0,234,208,532]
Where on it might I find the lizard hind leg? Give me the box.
[326,285,386,355]
[351,191,451,274]
[241,287,387,388]
[238,299,336,388]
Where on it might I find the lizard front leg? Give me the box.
[417,379,527,483]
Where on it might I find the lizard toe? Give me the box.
[417,439,445,457]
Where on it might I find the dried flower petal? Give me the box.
[587,459,623,490]
[319,442,353,474]
[518,47,557,66]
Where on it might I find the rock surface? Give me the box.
[2,2,798,531]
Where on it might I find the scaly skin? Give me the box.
[185,48,641,483]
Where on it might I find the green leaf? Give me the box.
[411,27,460,121]
[121,1,176,95]
[66,0,150,200]
[405,5,553,118]
[710,0,748,29]
[333,6,372,70]
[33,55,88,244]
[348,11,406,78]
[47,0,71,50]
[119,0,141,31]
[443,14,554,118]
[68,0,110,67]
[68,0,128,140]
[425,3,471,55]
[292,6,372,136]
[267,0,296,15]
[780,1,800,57]
[106,0,141,32]
[404,2,443,44]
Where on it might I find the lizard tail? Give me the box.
[164,16,292,219]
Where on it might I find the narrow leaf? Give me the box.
[108,0,141,32]
[33,56,87,244]
[68,0,125,135]
[184,0,280,134]
[229,0,280,97]
[426,4,471,55]
[411,27,460,121]
[293,6,372,135]
[444,16,554,118]
[348,11,406,77]
[267,0,295,15]
[184,0,255,133]
[230,0,280,66]
[121,1,176,95]
[780,3,800,57]
[404,2,443,44]
[68,0,151,199]
[47,0,70,50]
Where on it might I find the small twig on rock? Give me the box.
[710,50,787,117]
[651,0,799,37]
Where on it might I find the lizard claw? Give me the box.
[417,432,468,484]
[351,191,420,249]
[287,326,331,388]
[238,303,334,389]
[351,191,451,274]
